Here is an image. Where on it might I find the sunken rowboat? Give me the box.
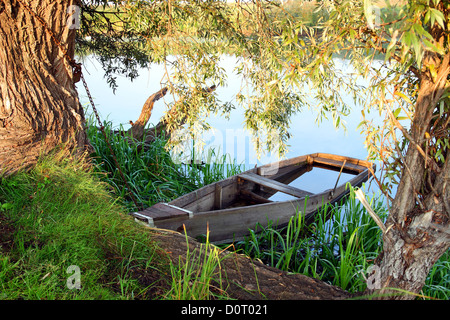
[131,153,375,243]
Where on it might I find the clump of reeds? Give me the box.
[227,186,449,298]
[85,117,243,211]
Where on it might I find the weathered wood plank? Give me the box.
[312,153,373,174]
[135,202,190,221]
[156,168,372,242]
[132,153,375,243]
[171,174,242,211]
[313,157,363,174]
[257,155,311,176]
[239,189,274,204]
[214,184,223,210]
[154,189,337,243]
[238,172,314,199]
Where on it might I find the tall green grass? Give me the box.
[85,117,243,211]
[227,185,449,298]
[164,228,230,300]
[0,126,241,300]
[0,151,170,299]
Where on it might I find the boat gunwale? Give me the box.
[131,153,375,242]
[167,153,374,211]
[185,166,372,218]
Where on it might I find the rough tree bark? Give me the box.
[367,52,450,299]
[0,0,88,176]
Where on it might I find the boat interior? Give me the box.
[167,153,373,213]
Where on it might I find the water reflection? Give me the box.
[78,55,383,196]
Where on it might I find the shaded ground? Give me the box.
[149,228,352,300]
[0,214,15,254]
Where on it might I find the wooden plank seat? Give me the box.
[238,172,314,199]
[131,203,192,226]
[313,156,366,174]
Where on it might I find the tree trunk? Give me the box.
[367,53,450,299]
[0,0,88,176]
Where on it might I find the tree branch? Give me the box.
[123,85,217,145]
[127,87,168,140]
[355,188,387,233]
[354,27,421,78]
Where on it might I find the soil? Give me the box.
[149,228,353,300]
[0,213,352,300]
[0,214,15,253]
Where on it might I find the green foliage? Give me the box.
[85,116,243,211]
[0,151,170,299]
[78,0,449,200]
[228,185,386,293]
[226,185,449,298]
[0,121,243,300]
[164,229,230,300]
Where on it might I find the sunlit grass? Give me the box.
[0,151,170,299]
[226,185,449,298]
[164,227,230,300]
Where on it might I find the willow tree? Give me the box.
[0,0,448,299]
[296,0,449,299]
[254,0,449,299]
[0,0,89,175]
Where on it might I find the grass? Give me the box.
[85,116,243,211]
[226,185,450,299]
[164,227,230,300]
[0,120,447,300]
[0,151,171,299]
[0,120,243,300]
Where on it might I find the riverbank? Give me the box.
[0,124,447,300]
[0,147,351,300]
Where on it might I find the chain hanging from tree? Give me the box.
[15,0,142,210]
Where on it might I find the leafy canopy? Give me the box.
[78,0,449,197]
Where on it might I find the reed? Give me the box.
[228,185,449,298]
[85,117,244,211]
[164,227,230,300]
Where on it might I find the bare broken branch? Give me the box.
[127,87,168,141]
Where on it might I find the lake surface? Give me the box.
[78,55,386,198]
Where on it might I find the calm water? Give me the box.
[78,55,385,198]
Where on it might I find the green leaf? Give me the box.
[412,23,433,40]
[429,63,438,82]
[430,8,445,29]
[395,91,413,105]
[424,10,431,25]
[1,202,13,211]
[402,30,412,47]
[266,79,279,87]
[385,30,399,61]
[423,38,444,54]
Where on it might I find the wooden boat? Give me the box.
[130,153,375,243]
